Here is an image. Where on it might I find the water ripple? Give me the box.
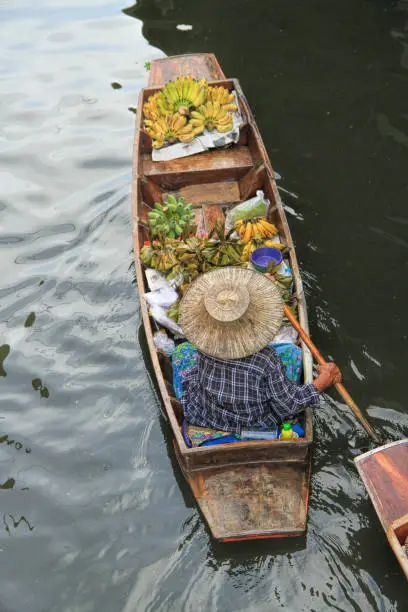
[1,1,408,611]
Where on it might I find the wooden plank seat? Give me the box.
[141,146,253,189]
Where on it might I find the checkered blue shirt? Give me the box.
[181,346,319,433]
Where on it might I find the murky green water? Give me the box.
[1,1,407,610]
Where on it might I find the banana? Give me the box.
[144,113,195,148]
[258,218,278,237]
[242,222,253,243]
[158,76,207,116]
[190,101,233,133]
[263,240,286,250]
[253,222,265,238]
[207,86,237,112]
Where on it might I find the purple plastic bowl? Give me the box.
[250,247,283,272]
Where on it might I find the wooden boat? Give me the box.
[132,53,314,541]
[355,439,408,580]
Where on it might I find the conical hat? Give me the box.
[179,267,283,359]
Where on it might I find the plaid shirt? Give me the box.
[181,346,319,433]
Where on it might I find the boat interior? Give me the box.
[133,77,314,459]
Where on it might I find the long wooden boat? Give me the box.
[132,53,314,541]
[355,439,408,580]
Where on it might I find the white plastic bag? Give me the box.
[153,330,176,356]
[149,304,184,338]
[144,268,169,292]
[144,287,179,310]
[273,325,298,344]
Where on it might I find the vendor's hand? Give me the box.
[312,363,342,392]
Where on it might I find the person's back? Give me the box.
[181,345,323,433]
[178,267,341,433]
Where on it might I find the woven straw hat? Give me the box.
[179,267,283,359]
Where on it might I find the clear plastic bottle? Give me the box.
[280,422,293,439]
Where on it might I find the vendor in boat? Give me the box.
[174,267,341,434]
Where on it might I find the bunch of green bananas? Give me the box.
[147,195,194,238]
[161,76,207,116]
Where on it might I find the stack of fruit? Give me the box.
[147,195,195,239]
[201,221,244,267]
[143,76,238,149]
[140,237,179,273]
[234,216,286,262]
[141,216,244,278]
[235,217,278,243]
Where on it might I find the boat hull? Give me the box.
[132,53,314,541]
[355,439,408,580]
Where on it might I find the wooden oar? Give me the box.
[282,303,381,443]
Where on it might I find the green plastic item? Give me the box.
[280,422,293,439]
[226,190,269,227]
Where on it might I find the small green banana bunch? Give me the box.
[161,76,208,116]
[190,101,233,134]
[147,195,194,238]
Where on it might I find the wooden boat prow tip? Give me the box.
[132,53,314,541]
[355,439,408,580]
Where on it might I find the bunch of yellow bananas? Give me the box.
[161,76,207,116]
[241,239,286,262]
[143,92,168,121]
[190,101,233,134]
[207,86,238,113]
[144,114,196,149]
[235,217,278,243]
[143,78,239,148]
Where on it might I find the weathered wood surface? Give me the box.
[132,53,315,540]
[176,181,240,208]
[239,163,266,201]
[202,204,225,233]
[202,463,308,540]
[174,444,311,540]
[141,146,253,188]
[355,439,408,530]
[148,53,226,88]
[355,439,408,579]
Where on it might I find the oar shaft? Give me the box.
[282,303,380,443]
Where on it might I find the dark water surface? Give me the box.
[1,1,408,610]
